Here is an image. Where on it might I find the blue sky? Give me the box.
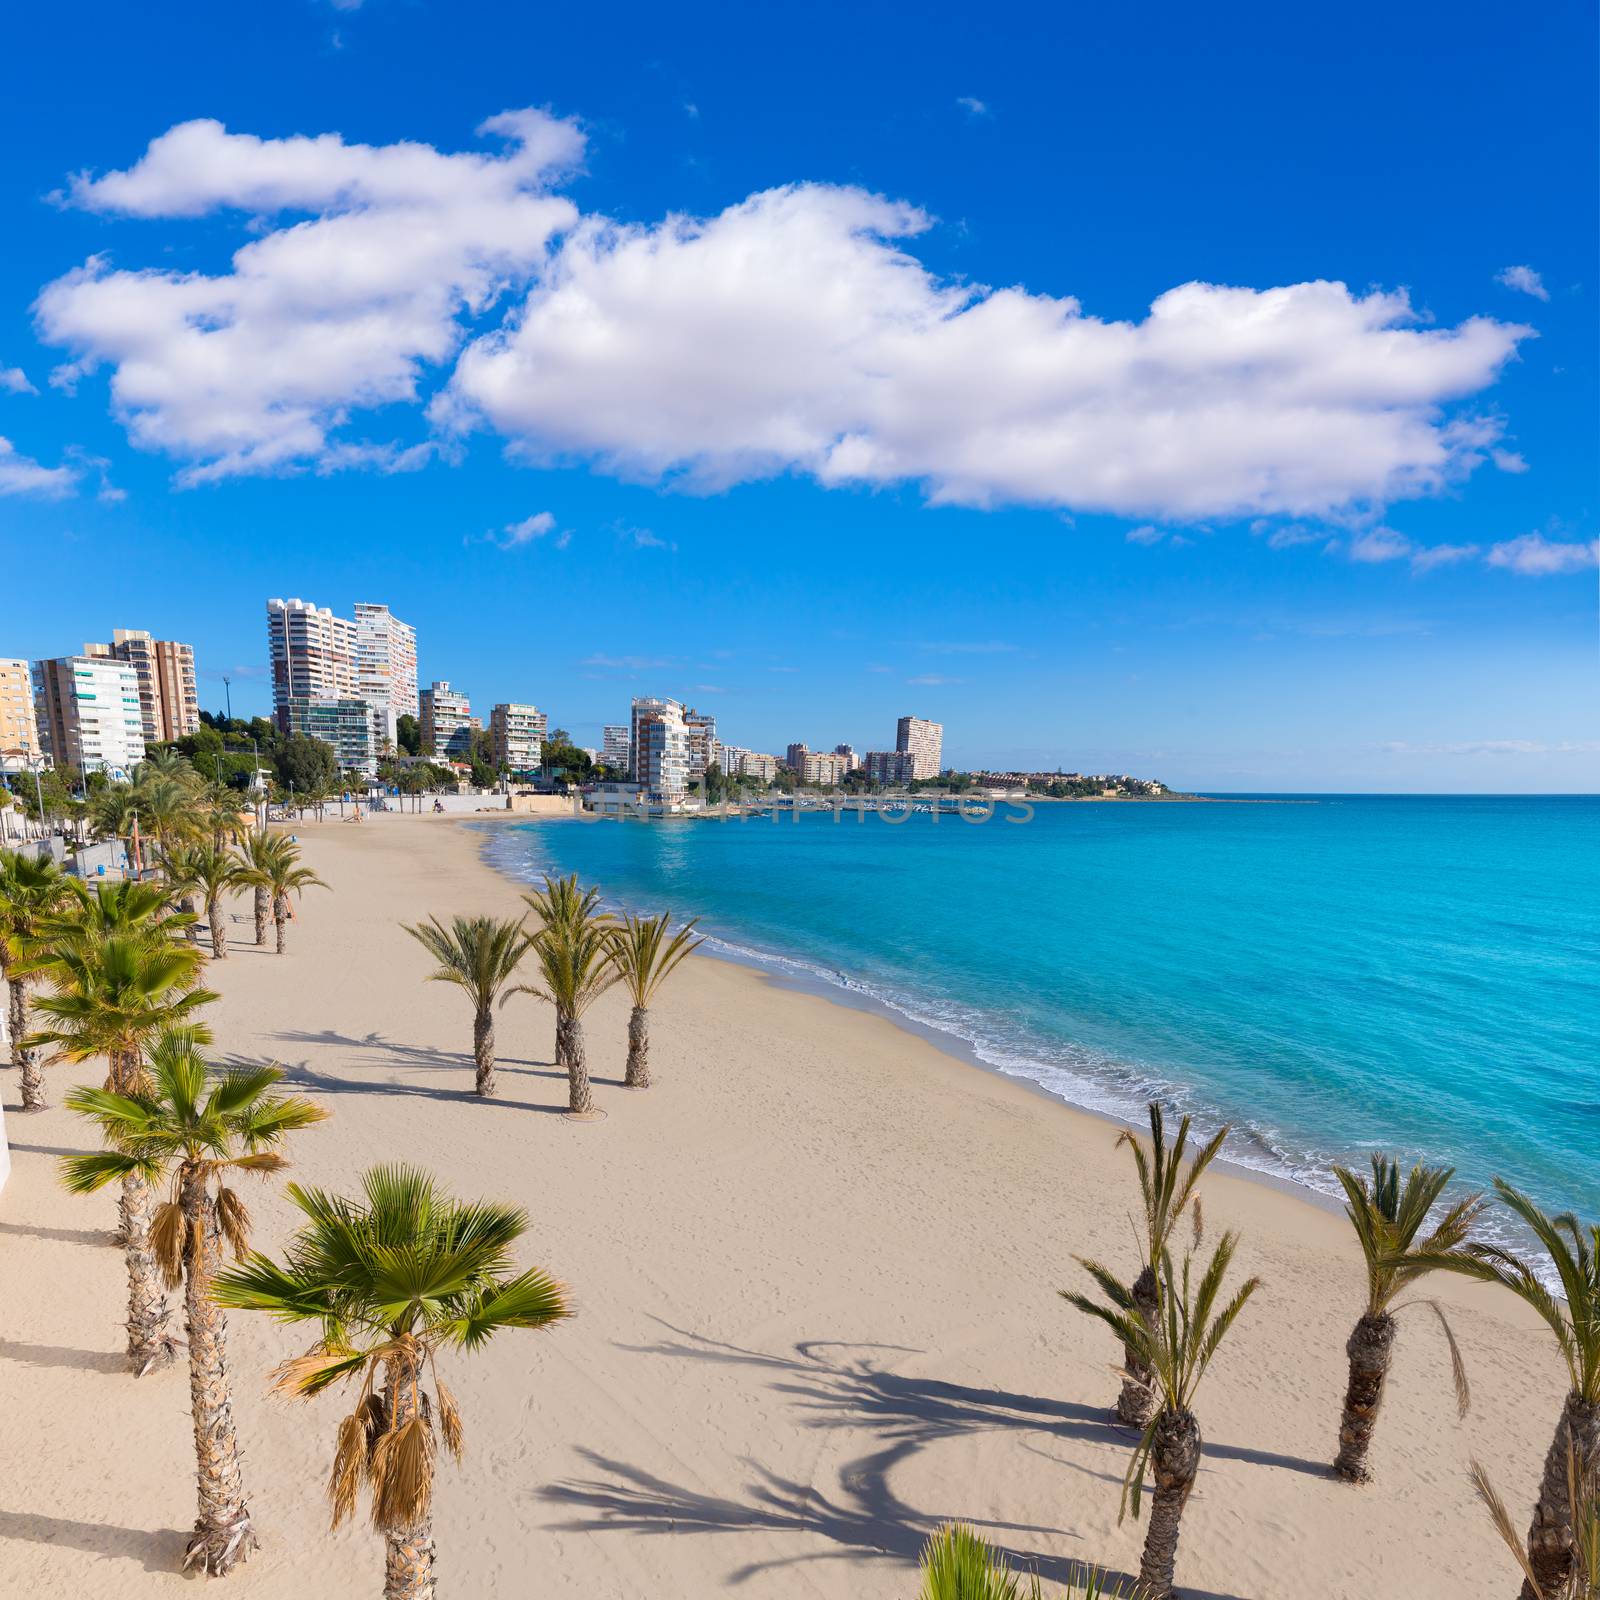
[0,0,1595,791]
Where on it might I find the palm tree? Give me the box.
[39,876,195,946]
[1108,1105,1228,1427]
[60,1029,326,1573]
[1064,1234,1261,1600]
[402,915,532,1095]
[1330,1155,1483,1482]
[213,1165,571,1600]
[1473,1446,1599,1600]
[89,782,140,843]
[165,842,245,960]
[235,831,289,946]
[255,841,327,955]
[519,914,618,1115]
[134,771,204,854]
[0,848,68,1109]
[914,1523,1146,1598]
[26,934,218,1374]
[607,913,701,1089]
[1425,1183,1600,1599]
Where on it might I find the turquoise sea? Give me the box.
[483,797,1600,1239]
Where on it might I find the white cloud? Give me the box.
[37,110,582,483]
[1383,739,1600,757]
[37,112,1534,523]
[1347,526,1412,563]
[1264,523,1321,549]
[1490,447,1528,474]
[620,525,675,550]
[1484,532,1600,576]
[907,673,962,686]
[1409,542,1479,573]
[0,367,36,395]
[956,96,991,118]
[442,184,1531,520]
[0,436,76,497]
[1125,524,1165,545]
[1495,265,1549,302]
[499,510,569,549]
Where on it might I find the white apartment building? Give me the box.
[630,697,691,802]
[0,659,43,772]
[267,598,357,732]
[353,603,419,720]
[85,629,199,744]
[283,698,392,778]
[421,681,478,760]
[490,703,545,775]
[32,656,146,776]
[895,715,944,780]
[601,724,630,770]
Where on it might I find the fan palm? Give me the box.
[26,934,218,1373]
[1063,1234,1261,1600]
[402,915,532,1095]
[61,1029,326,1573]
[0,848,68,1109]
[607,912,701,1089]
[1424,1183,1600,1599]
[164,842,246,960]
[38,876,196,947]
[213,1165,572,1600]
[1108,1105,1228,1427]
[1330,1155,1483,1482]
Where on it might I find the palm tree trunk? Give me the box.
[624,1005,651,1088]
[1334,1310,1396,1483]
[9,973,47,1111]
[1116,1263,1158,1426]
[381,1353,436,1600]
[253,887,268,945]
[1139,1407,1202,1600]
[208,895,227,960]
[179,893,200,942]
[1519,1393,1600,1600]
[122,1171,174,1376]
[556,1009,593,1114]
[473,1006,495,1096]
[6,971,24,1064]
[179,1167,255,1575]
[274,895,288,955]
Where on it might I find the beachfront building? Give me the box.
[630,696,691,803]
[282,697,391,778]
[896,714,944,780]
[864,749,915,785]
[602,724,630,770]
[799,749,851,786]
[489,703,544,776]
[421,681,478,761]
[84,629,199,744]
[0,659,43,774]
[353,603,419,720]
[684,708,717,780]
[32,655,146,777]
[266,597,357,733]
[740,751,780,782]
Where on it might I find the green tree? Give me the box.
[277,733,340,795]
[235,831,291,945]
[164,842,247,960]
[1330,1156,1482,1482]
[396,713,422,756]
[519,875,615,1115]
[1063,1234,1261,1600]
[0,848,69,1109]
[214,1166,572,1600]
[61,1029,325,1573]
[402,915,532,1096]
[253,839,326,955]
[607,913,701,1089]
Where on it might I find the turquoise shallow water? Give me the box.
[483,797,1600,1235]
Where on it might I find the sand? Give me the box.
[0,814,1562,1598]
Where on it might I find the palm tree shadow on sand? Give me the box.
[542,1322,1273,1596]
[269,1028,617,1087]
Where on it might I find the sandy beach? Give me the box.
[0,814,1561,1598]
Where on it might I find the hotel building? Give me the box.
[84,629,199,744]
[0,659,43,772]
[421,681,478,760]
[266,597,357,732]
[601,724,631,770]
[895,715,944,780]
[490,703,545,775]
[353,603,419,720]
[630,696,691,802]
[32,656,147,776]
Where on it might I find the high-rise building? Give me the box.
[684,708,718,779]
[266,598,356,732]
[32,656,146,776]
[601,724,630,771]
[489,703,544,775]
[864,749,915,785]
[282,698,391,778]
[800,750,851,786]
[833,743,860,773]
[85,629,199,744]
[0,658,43,771]
[786,741,809,771]
[895,715,944,780]
[420,681,478,760]
[353,603,419,720]
[630,697,690,802]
